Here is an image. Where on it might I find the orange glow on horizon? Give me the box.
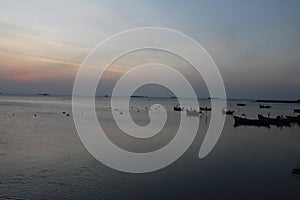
[10,73,42,82]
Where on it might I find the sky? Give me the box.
[0,0,299,99]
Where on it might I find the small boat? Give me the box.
[258,114,291,127]
[186,109,201,116]
[173,105,183,111]
[237,103,246,107]
[292,168,300,175]
[294,109,300,113]
[199,106,212,111]
[285,115,300,123]
[233,116,270,127]
[222,109,235,115]
[259,104,271,109]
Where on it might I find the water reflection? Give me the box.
[0,96,299,199]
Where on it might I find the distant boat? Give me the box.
[38,93,50,96]
[294,109,300,113]
[237,103,246,107]
[222,109,234,115]
[259,104,271,109]
[233,116,270,127]
[173,105,183,111]
[258,114,291,127]
[199,106,211,111]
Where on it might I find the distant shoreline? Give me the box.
[0,93,299,103]
[254,99,300,104]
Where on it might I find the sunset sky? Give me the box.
[0,0,299,99]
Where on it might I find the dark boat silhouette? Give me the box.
[294,109,300,113]
[233,116,270,127]
[199,106,212,111]
[173,105,183,111]
[38,93,50,96]
[258,114,291,127]
[237,103,246,106]
[259,104,271,109]
[222,109,234,115]
[292,168,300,176]
[285,115,300,123]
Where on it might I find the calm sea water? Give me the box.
[0,95,300,199]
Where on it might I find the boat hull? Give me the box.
[258,114,291,127]
[233,116,270,128]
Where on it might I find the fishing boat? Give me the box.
[199,106,212,111]
[259,104,271,109]
[173,105,183,111]
[233,116,270,127]
[292,168,300,175]
[285,115,300,123]
[237,103,246,107]
[258,114,291,127]
[186,109,201,116]
[222,109,235,115]
[294,109,300,113]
